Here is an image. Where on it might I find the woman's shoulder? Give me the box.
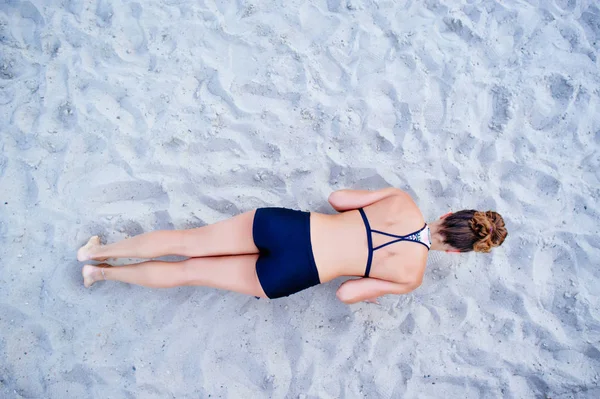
[379,190,424,221]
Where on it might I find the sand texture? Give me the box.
[1,0,600,398]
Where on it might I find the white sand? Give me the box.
[1,0,600,398]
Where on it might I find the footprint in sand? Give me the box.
[66,0,84,17]
[489,86,512,132]
[95,0,113,28]
[442,16,481,43]
[527,74,574,130]
[580,7,600,47]
[56,102,78,129]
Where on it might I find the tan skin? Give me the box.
[78,188,458,304]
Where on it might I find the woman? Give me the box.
[78,188,507,303]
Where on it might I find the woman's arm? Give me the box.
[328,187,402,212]
[336,277,421,304]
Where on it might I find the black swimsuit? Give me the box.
[252,207,431,299]
[253,208,320,299]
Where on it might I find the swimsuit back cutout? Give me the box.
[358,208,431,278]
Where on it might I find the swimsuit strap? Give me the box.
[371,225,430,251]
[358,208,374,278]
[358,208,430,278]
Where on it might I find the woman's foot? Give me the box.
[82,264,108,288]
[77,236,107,261]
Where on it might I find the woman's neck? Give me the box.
[427,220,452,252]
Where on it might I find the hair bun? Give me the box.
[440,209,507,253]
[470,211,506,253]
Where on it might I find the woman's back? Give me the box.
[311,193,429,284]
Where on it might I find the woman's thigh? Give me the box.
[181,210,258,257]
[182,254,266,297]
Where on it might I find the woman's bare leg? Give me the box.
[77,211,258,261]
[81,255,267,297]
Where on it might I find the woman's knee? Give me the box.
[173,230,199,257]
[177,258,208,285]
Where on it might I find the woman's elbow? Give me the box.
[336,288,352,304]
[336,285,359,304]
[327,191,338,205]
[405,278,423,293]
[328,191,346,211]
